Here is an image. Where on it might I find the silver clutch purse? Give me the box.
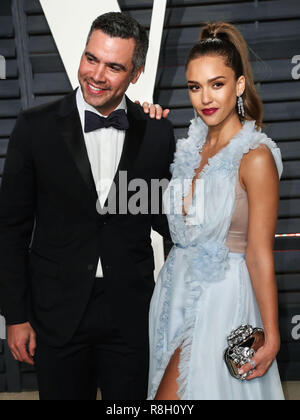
[224,324,265,380]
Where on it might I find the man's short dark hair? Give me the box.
[87,12,149,75]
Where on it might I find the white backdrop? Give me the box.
[0,316,4,338]
[39,0,168,280]
[0,54,6,79]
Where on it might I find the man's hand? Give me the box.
[7,322,36,366]
[135,101,170,119]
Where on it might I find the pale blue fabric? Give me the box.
[148,119,285,400]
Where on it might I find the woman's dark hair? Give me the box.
[186,22,264,128]
[87,12,149,76]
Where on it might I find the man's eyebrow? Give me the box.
[85,52,127,71]
[187,76,226,84]
[107,62,127,71]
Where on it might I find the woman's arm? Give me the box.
[239,144,281,380]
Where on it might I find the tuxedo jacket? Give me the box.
[0,90,176,348]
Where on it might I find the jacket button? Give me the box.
[88,264,94,271]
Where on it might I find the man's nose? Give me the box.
[92,65,107,83]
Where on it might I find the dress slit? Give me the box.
[154,347,182,400]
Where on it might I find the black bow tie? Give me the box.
[84,109,129,133]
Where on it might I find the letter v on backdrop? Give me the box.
[39,0,168,279]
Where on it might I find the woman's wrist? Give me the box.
[264,331,281,354]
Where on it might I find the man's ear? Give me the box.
[131,66,144,84]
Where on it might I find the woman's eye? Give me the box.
[188,85,199,91]
[213,82,224,88]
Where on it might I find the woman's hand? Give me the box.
[238,341,280,381]
[135,101,170,119]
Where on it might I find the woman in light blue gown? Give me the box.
[148,22,285,400]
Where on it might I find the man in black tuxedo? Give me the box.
[0,12,175,400]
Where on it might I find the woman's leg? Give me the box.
[155,347,181,400]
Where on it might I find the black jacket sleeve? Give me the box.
[151,121,176,242]
[0,112,36,324]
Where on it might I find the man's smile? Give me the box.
[86,82,110,95]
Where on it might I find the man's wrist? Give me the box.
[6,319,30,327]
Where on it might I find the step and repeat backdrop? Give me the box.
[0,0,300,392]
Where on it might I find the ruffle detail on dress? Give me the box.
[148,245,185,400]
[148,328,185,400]
[171,119,253,181]
[170,118,283,181]
[154,246,177,362]
[171,118,207,182]
[177,241,230,399]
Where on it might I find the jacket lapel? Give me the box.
[57,91,146,216]
[57,90,98,203]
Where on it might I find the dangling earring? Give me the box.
[237,95,245,117]
[193,108,198,119]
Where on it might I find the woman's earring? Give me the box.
[193,108,198,119]
[237,95,245,117]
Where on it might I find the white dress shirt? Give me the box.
[76,88,127,277]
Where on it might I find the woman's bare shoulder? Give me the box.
[241,144,277,173]
[240,144,278,189]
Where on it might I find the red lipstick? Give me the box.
[202,108,219,116]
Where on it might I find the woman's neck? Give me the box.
[206,113,243,149]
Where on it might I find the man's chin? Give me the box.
[83,90,110,109]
